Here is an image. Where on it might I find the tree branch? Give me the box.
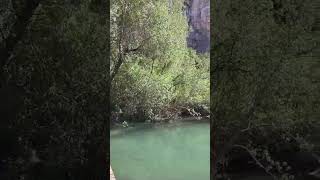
[124,36,152,55]
[233,144,277,180]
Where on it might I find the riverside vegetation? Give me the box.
[0,0,319,180]
[0,0,209,179]
[110,0,210,124]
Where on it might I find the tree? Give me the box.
[110,0,209,122]
[1,1,110,179]
[210,0,318,178]
[110,0,188,81]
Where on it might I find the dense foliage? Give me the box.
[110,0,209,122]
[1,1,109,179]
[211,0,319,179]
[1,0,318,179]
[1,0,209,179]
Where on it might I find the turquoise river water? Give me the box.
[110,121,209,180]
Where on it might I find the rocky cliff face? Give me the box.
[185,0,210,53]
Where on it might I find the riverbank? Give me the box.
[111,115,210,129]
[111,104,210,126]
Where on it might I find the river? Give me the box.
[110,121,210,180]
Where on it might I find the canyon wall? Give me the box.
[185,0,210,53]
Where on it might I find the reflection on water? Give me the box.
[111,121,209,180]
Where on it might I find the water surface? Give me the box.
[111,121,209,180]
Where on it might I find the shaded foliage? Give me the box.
[211,0,319,179]
[1,1,110,179]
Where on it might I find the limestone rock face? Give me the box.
[185,0,210,53]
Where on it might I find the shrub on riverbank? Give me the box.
[111,51,209,123]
